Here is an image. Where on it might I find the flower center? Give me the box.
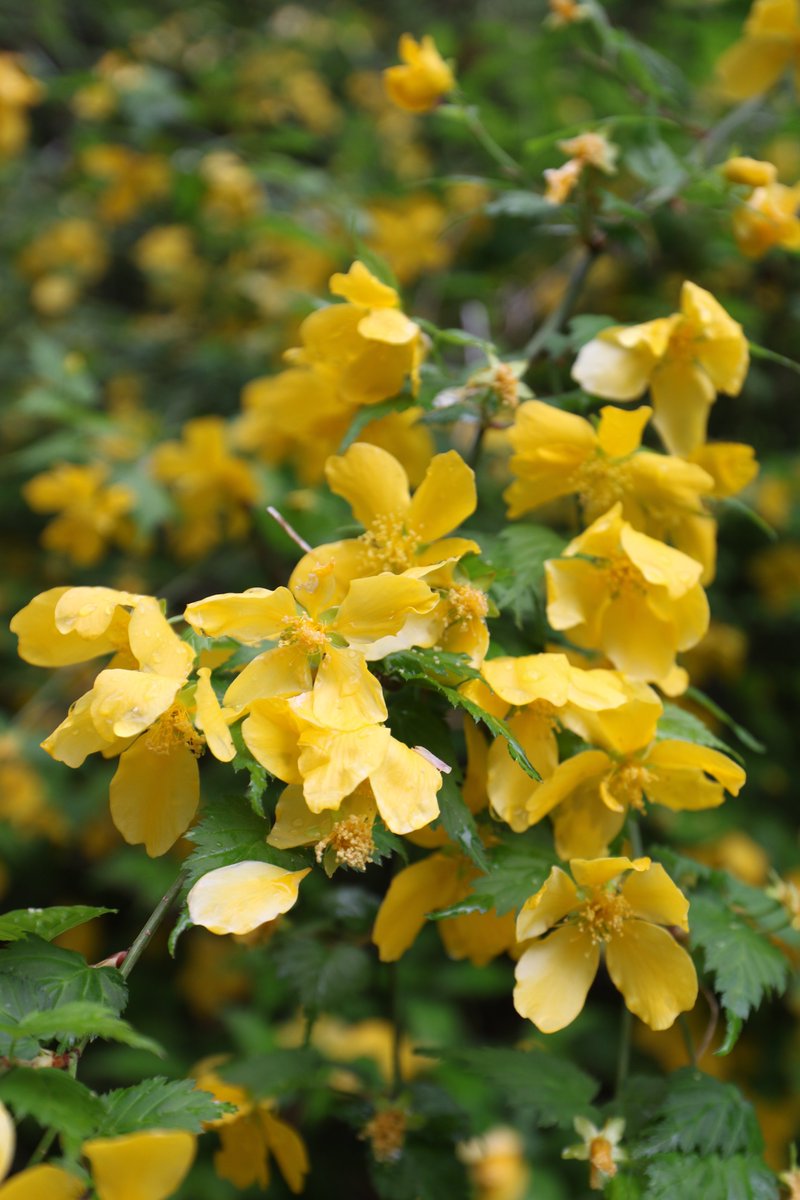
[360,514,420,571]
[360,1108,407,1163]
[572,456,630,524]
[447,584,488,627]
[315,814,375,872]
[279,614,329,655]
[143,703,204,756]
[606,555,647,598]
[667,319,700,362]
[609,762,653,811]
[576,891,632,943]
[491,362,520,410]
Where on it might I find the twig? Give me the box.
[615,1005,633,1094]
[696,986,720,1062]
[266,506,312,555]
[120,872,186,979]
[523,244,600,364]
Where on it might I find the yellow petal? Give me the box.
[194,668,236,761]
[373,854,462,961]
[563,676,662,756]
[486,710,559,831]
[127,598,194,680]
[110,738,199,856]
[329,260,399,309]
[571,856,650,887]
[53,586,140,639]
[572,332,656,401]
[325,444,410,528]
[184,588,297,644]
[545,557,610,635]
[596,405,652,457]
[334,574,437,641]
[717,36,793,100]
[516,866,581,941]
[509,398,596,459]
[552,789,627,860]
[620,863,690,930]
[11,587,122,667]
[0,1166,84,1200]
[600,591,679,682]
[524,750,610,826]
[298,725,391,811]
[214,1114,268,1189]
[0,1104,13,1182]
[482,653,571,708]
[358,307,418,345]
[406,450,477,543]
[241,700,302,783]
[260,1111,310,1195]
[513,926,599,1032]
[369,738,442,834]
[90,669,180,740]
[689,442,758,498]
[42,690,126,767]
[646,740,745,793]
[650,359,715,457]
[83,1131,195,1200]
[605,919,698,1030]
[312,647,387,730]
[188,861,310,935]
[439,906,516,967]
[620,524,703,597]
[224,646,312,709]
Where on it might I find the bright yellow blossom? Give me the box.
[187,861,311,936]
[732,179,800,257]
[11,585,142,667]
[23,462,135,566]
[545,503,710,684]
[514,856,698,1031]
[572,281,749,457]
[717,0,800,100]
[383,34,455,113]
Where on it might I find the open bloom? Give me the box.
[572,282,749,456]
[545,504,710,685]
[22,462,135,566]
[717,0,800,100]
[383,34,455,112]
[11,585,143,667]
[514,856,698,1031]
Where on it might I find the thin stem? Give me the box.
[389,961,403,1099]
[749,340,800,378]
[524,245,600,364]
[265,506,312,554]
[693,96,764,169]
[615,1005,633,1095]
[121,873,185,980]
[678,1014,698,1067]
[456,101,522,179]
[26,1128,58,1168]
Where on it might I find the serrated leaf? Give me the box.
[488,524,566,629]
[634,1068,763,1158]
[0,937,126,1015]
[685,687,765,754]
[690,893,789,1021]
[100,1078,225,1136]
[433,828,555,918]
[643,1153,777,1200]
[371,1136,468,1200]
[182,794,308,892]
[0,906,115,943]
[273,936,371,1013]
[434,1046,598,1129]
[656,703,742,763]
[0,1069,104,1148]
[221,1047,323,1097]
[0,1001,162,1055]
[437,775,489,871]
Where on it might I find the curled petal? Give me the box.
[516,866,581,941]
[188,861,310,936]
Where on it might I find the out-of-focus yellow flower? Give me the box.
[22,463,135,566]
[187,861,311,936]
[151,417,260,559]
[681,620,748,685]
[755,473,794,528]
[200,150,264,223]
[562,1116,627,1191]
[722,156,778,188]
[544,132,617,204]
[366,195,451,283]
[717,0,800,99]
[691,831,769,886]
[133,225,208,309]
[545,503,710,685]
[176,930,251,1017]
[543,158,583,205]
[194,1060,309,1193]
[0,54,43,158]
[0,734,67,843]
[514,857,698,1031]
[458,1127,530,1200]
[573,282,749,457]
[82,1131,197,1200]
[732,179,800,257]
[750,541,800,611]
[17,218,109,314]
[236,47,341,135]
[384,34,455,113]
[81,144,171,224]
[546,0,591,26]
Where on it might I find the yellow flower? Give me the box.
[81,144,171,225]
[0,54,43,159]
[200,150,264,223]
[11,585,143,667]
[23,463,135,566]
[372,849,516,966]
[151,417,260,559]
[187,861,311,936]
[240,696,442,834]
[572,282,749,456]
[268,783,378,871]
[543,158,583,205]
[193,1061,309,1193]
[185,570,436,729]
[471,658,639,831]
[514,856,698,1031]
[717,0,800,100]
[722,156,778,188]
[366,194,452,284]
[545,0,591,26]
[383,34,455,113]
[559,132,619,174]
[545,503,710,684]
[457,1127,530,1200]
[732,179,800,258]
[562,1116,627,1191]
[17,218,109,313]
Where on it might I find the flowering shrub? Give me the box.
[2,2,800,1197]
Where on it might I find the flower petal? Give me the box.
[109,738,199,856]
[11,587,125,667]
[516,866,581,941]
[241,700,302,783]
[225,646,312,709]
[482,653,571,708]
[552,789,626,860]
[620,525,703,597]
[650,360,715,457]
[90,669,180,740]
[127,598,194,680]
[605,919,698,1029]
[194,668,236,762]
[513,926,599,1032]
[596,404,652,457]
[312,647,387,730]
[406,450,477,543]
[334,574,437,641]
[572,333,655,401]
[188,861,310,935]
[0,1166,85,1200]
[369,738,442,834]
[329,260,399,309]
[325,444,410,529]
[571,856,650,887]
[524,750,610,825]
[299,725,391,811]
[260,1111,310,1195]
[373,853,461,961]
[646,739,746,793]
[184,588,297,645]
[620,863,690,930]
[83,1131,196,1200]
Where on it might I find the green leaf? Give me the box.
[685,687,766,754]
[383,648,480,688]
[0,938,126,1015]
[371,1136,468,1200]
[437,775,489,871]
[634,1068,763,1158]
[484,191,554,219]
[182,795,308,892]
[434,1046,597,1130]
[0,1069,104,1150]
[221,1047,323,1098]
[432,828,555,918]
[273,936,371,1013]
[690,893,789,1021]
[99,1078,226,1136]
[656,703,742,763]
[488,524,566,628]
[643,1154,777,1200]
[339,397,415,452]
[0,906,114,942]
[0,1002,161,1054]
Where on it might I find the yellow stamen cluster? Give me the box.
[360,514,420,571]
[447,584,489,628]
[606,556,647,598]
[576,891,632,943]
[143,703,204,757]
[315,814,375,872]
[279,614,329,655]
[526,698,558,729]
[572,457,630,524]
[360,1107,407,1163]
[609,762,653,811]
[491,363,520,410]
